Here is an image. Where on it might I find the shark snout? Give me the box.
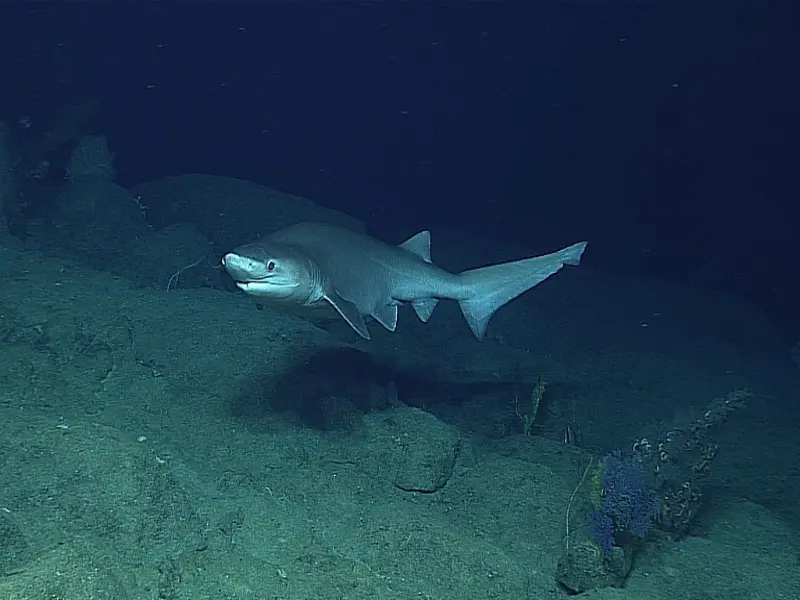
[222,246,308,302]
[221,252,270,282]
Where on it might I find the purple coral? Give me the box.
[589,452,660,555]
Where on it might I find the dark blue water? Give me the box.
[1,2,796,335]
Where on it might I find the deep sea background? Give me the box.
[0,2,796,335]
[2,4,800,598]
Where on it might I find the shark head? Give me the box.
[221,242,322,304]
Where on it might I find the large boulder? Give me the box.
[46,179,152,268]
[129,173,364,254]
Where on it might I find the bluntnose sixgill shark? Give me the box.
[222,222,587,340]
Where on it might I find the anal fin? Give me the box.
[411,298,439,322]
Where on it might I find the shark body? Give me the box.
[222,222,587,340]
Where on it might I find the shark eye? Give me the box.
[267,261,276,272]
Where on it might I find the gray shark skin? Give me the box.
[222,222,587,340]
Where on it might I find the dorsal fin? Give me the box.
[398,231,431,263]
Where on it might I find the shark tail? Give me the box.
[457,241,587,339]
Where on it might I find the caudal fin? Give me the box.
[457,241,587,339]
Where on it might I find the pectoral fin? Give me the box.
[324,291,371,340]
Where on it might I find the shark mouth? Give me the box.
[236,281,269,291]
[236,281,299,293]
